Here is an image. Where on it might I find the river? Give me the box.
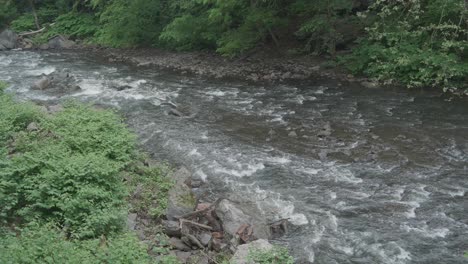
[1,51,467,263]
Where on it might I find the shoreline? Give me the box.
[100,47,370,85]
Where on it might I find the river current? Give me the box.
[1,51,467,263]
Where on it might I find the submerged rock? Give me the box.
[30,70,81,95]
[31,77,51,90]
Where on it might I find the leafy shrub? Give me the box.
[0,224,153,264]
[248,246,295,264]
[96,0,165,47]
[10,7,59,32]
[127,163,173,218]
[0,95,136,238]
[0,0,17,28]
[10,13,36,32]
[341,0,468,91]
[47,12,98,39]
[292,0,356,55]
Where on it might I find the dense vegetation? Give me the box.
[0,0,466,92]
[0,81,177,263]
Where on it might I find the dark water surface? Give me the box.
[1,51,467,263]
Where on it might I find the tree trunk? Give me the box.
[29,0,41,30]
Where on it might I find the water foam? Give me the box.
[214,163,265,178]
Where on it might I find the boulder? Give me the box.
[126,213,137,231]
[162,220,181,237]
[166,167,196,220]
[31,77,51,90]
[197,232,212,247]
[48,35,75,49]
[169,237,191,251]
[231,239,274,264]
[31,70,81,95]
[0,29,17,50]
[215,199,270,241]
[173,251,192,263]
[361,80,379,89]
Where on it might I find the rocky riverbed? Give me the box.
[1,27,379,87]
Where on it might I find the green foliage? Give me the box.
[292,0,356,55]
[0,94,137,238]
[0,87,178,262]
[342,0,468,91]
[0,224,153,264]
[248,246,295,264]
[0,0,17,28]
[10,13,36,31]
[10,7,59,31]
[52,12,97,38]
[96,0,166,47]
[161,0,286,57]
[127,163,173,218]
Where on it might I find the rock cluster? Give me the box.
[31,69,81,95]
[129,166,288,264]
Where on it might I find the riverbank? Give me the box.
[0,80,295,264]
[98,46,384,91]
[2,27,378,87]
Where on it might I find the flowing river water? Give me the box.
[1,51,467,263]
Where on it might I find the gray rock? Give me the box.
[31,77,51,90]
[317,123,332,138]
[211,238,228,252]
[166,167,196,220]
[162,220,181,237]
[231,239,274,264]
[126,213,137,231]
[174,251,192,263]
[48,35,75,49]
[215,199,270,240]
[26,122,39,131]
[197,232,212,247]
[361,80,379,89]
[39,43,49,50]
[31,70,81,95]
[169,237,191,251]
[168,108,184,117]
[0,29,17,50]
[288,131,297,137]
[47,105,64,114]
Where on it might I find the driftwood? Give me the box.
[18,23,55,37]
[185,234,204,249]
[179,219,213,230]
[176,198,222,219]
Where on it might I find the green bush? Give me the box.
[10,7,59,32]
[248,246,295,264]
[0,95,137,238]
[127,164,173,218]
[10,13,36,32]
[0,224,153,264]
[341,0,468,91]
[0,0,17,28]
[45,12,98,40]
[96,0,166,47]
[0,86,178,262]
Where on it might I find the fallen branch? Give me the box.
[185,234,204,249]
[176,198,222,219]
[19,23,55,37]
[179,219,213,230]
